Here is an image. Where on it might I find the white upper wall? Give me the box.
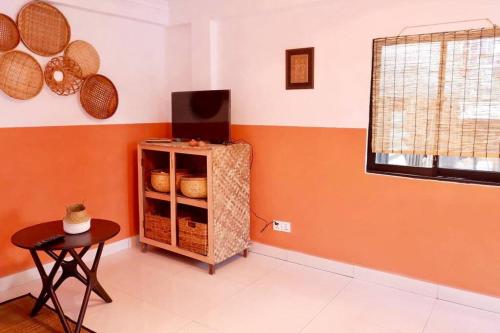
[3,0,500,129]
[168,0,500,129]
[0,0,185,128]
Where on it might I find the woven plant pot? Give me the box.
[63,203,90,234]
[151,169,170,193]
[180,176,207,199]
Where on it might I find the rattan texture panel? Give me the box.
[212,143,251,263]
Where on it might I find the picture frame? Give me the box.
[286,47,314,89]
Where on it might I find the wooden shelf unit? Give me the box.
[137,141,251,274]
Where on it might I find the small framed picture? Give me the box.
[286,47,314,89]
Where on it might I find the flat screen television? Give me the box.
[172,90,231,144]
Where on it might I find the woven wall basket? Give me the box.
[17,1,71,56]
[45,56,83,96]
[0,14,20,52]
[65,40,100,78]
[80,74,118,119]
[0,51,43,100]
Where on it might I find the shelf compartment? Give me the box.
[174,153,208,209]
[142,149,170,193]
[143,198,171,245]
[176,195,207,209]
[176,204,208,256]
[175,153,207,175]
[145,190,171,202]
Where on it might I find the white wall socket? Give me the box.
[273,220,291,233]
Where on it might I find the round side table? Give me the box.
[11,219,120,333]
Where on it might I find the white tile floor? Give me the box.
[2,246,500,333]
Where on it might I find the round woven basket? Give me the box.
[44,56,83,96]
[175,169,191,191]
[0,14,20,52]
[80,74,119,119]
[0,51,43,100]
[151,169,170,193]
[64,40,100,78]
[64,203,90,224]
[180,176,207,199]
[17,1,71,56]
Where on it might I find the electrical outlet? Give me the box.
[273,220,291,233]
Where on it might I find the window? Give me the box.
[367,28,500,185]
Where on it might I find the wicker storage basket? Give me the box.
[151,169,169,192]
[144,213,171,244]
[180,176,207,198]
[175,169,190,191]
[178,216,208,256]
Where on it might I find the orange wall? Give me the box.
[232,124,500,297]
[0,123,169,277]
[2,123,499,298]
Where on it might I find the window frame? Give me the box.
[366,38,500,186]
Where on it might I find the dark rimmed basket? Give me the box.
[144,213,171,244]
[178,216,208,256]
[80,74,119,119]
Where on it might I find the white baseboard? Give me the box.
[3,238,499,314]
[354,266,438,298]
[249,241,500,314]
[0,236,135,293]
[439,285,500,314]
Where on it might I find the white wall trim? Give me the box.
[0,236,136,293]
[250,241,500,314]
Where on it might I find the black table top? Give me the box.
[11,219,120,250]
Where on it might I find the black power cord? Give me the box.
[231,139,273,233]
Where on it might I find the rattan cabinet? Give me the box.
[137,141,251,274]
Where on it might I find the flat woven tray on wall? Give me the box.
[0,51,43,100]
[0,14,20,52]
[80,74,118,119]
[44,56,83,96]
[17,1,71,56]
[64,40,100,78]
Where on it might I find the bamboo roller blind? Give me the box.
[371,28,500,158]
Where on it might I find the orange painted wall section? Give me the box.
[0,123,170,277]
[232,125,500,297]
[2,123,499,298]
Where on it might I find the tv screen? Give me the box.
[172,90,231,144]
